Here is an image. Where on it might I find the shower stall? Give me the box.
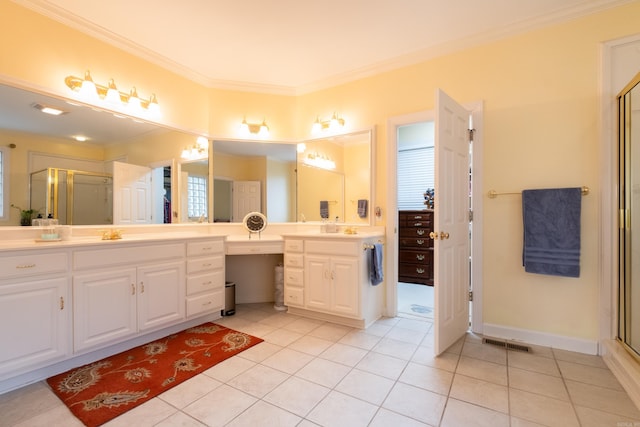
[30,168,113,225]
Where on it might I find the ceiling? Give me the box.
[19,0,631,95]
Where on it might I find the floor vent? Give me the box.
[482,338,530,353]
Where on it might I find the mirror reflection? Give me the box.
[297,131,371,224]
[0,81,373,226]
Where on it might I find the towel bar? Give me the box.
[488,186,589,199]
[363,241,384,250]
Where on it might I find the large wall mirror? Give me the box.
[0,81,374,226]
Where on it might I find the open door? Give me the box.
[433,89,471,355]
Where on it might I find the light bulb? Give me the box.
[104,79,122,106]
[128,87,142,111]
[312,117,322,134]
[259,120,269,137]
[79,70,98,101]
[239,119,250,136]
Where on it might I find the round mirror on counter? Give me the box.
[243,212,267,237]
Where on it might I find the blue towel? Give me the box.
[357,199,368,218]
[320,200,329,219]
[369,243,384,286]
[522,188,582,278]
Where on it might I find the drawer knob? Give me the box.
[414,222,423,227]
[417,229,425,235]
[417,239,425,245]
[416,254,425,261]
[416,268,425,274]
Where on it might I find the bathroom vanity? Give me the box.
[0,224,383,394]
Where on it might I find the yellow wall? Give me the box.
[3,1,640,342]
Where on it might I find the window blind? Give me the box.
[397,147,434,210]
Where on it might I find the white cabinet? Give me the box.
[0,250,69,379]
[284,239,304,307]
[73,243,185,352]
[285,236,384,328]
[185,239,225,317]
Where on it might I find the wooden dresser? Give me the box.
[398,210,434,286]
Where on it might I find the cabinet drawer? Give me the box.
[284,267,303,287]
[187,255,224,274]
[74,243,184,270]
[399,228,431,238]
[399,211,433,222]
[284,253,303,268]
[284,239,304,253]
[187,240,224,257]
[305,240,358,256]
[186,270,223,296]
[0,252,68,280]
[284,286,304,307]
[186,290,223,317]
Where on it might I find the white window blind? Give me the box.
[397,146,434,210]
[187,175,208,218]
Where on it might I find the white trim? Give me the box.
[483,323,599,355]
[385,102,483,334]
[0,146,10,222]
[603,340,640,410]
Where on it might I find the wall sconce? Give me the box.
[65,70,160,118]
[181,136,209,161]
[240,118,269,138]
[312,112,345,134]
[303,152,336,170]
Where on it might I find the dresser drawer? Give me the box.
[399,263,434,281]
[187,239,224,257]
[186,270,223,296]
[399,249,433,264]
[186,290,223,317]
[399,237,432,249]
[284,239,304,253]
[187,255,224,274]
[284,253,304,268]
[284,267,303,287]
[399,227,431,238]
[0,251,68,280]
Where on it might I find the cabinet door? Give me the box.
[0,277,68,377]
[73,268,137,352]
[331,258,359,316]
[137,261,185,331]
[305,256,331,311]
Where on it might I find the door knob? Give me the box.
[440,231,450,239]
[429,231,438,240]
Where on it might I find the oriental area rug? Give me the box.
[46,323,263,427]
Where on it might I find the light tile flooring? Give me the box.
[2,301,640,426]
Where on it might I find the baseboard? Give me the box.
[482,323,599,355]
[602,340,640,410]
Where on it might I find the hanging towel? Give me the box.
[320,200,329,219]
[369,243,384,286]
[357,199,368,218]
[522,187,582,278]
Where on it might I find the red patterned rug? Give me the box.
[47,323,263,427]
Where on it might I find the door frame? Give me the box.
[385,100,484,334]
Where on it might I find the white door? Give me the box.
[433,89,471,355]
[113,161,152,224]
[232,180,261,221]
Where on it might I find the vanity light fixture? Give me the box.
[65,70,160,117]
[240,118,270,138]
[311,112,345,134]
[304,152,336,170]
[181,136,209,161]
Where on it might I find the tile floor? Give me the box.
[2,300,640,426]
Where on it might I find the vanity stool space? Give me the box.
[398,210,434,286]
[283,233,384,329]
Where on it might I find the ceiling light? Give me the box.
[32,103,67,116]
[73,135,88,142]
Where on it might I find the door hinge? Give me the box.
[468,128,475,142]
[469,210,473,222]
[469,290,473,301]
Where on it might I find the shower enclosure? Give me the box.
[30,168,113,225]
[618,72,640,359]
